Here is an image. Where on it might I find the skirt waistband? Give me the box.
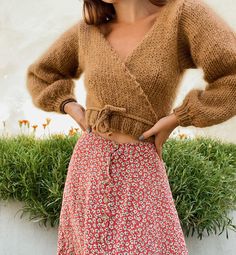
[82,130,156,151]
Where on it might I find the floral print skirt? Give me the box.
[57,130,189,255]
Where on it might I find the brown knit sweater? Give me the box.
[26,0,236,143]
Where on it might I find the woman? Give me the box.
[26,0,236,254]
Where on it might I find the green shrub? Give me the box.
[162,136,236,239]
[0,134,235,240]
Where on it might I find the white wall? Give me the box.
[0,200,236,255]
[0,0,236,142]
[0,0,85,138]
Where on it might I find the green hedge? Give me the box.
[0,133,235,240]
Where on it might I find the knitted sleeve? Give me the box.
[173,0,236,127]
[26,21,83,114]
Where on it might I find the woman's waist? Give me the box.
[85,106,156,144]
[90,126,146,144]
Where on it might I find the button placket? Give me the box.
[100,143,120,252]
[103,158,113,219]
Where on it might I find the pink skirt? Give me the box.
[57,130,189,255]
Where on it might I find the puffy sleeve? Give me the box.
[26,21,83,114]
[173,0,236,127]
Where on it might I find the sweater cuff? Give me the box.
[54,95,77,114]
[172,98,194,127]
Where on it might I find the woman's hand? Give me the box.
[139,113,179,161]
[64,101,88,132]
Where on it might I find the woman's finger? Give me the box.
[77,117,87,131]
[139,125,158,140]
[78,122,86,131]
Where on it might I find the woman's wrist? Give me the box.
[168,112,180,129]
[64,101,77,114]
[60,98,78,114]
[64,101,85,115]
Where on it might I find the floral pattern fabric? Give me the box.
[57,131,189,255]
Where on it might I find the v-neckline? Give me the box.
[93,5,168,66]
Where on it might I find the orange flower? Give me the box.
[32,125,38,131]
[178,133,187,139]
[46,118,51,125]
[68,128,77,136]
[18,120,24,128]
[42,123,48,129]
[22,119,29,125]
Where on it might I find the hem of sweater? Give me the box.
[86,109,156,144]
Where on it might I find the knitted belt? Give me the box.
[89,104,127,135]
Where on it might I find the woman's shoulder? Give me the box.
[167,0,216,15]
[179,0,220,17]
[179,0,234,33]
[162,0,205,20]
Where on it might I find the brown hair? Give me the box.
[83,0,169,25]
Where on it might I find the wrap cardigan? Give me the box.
[26,0,236,142]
